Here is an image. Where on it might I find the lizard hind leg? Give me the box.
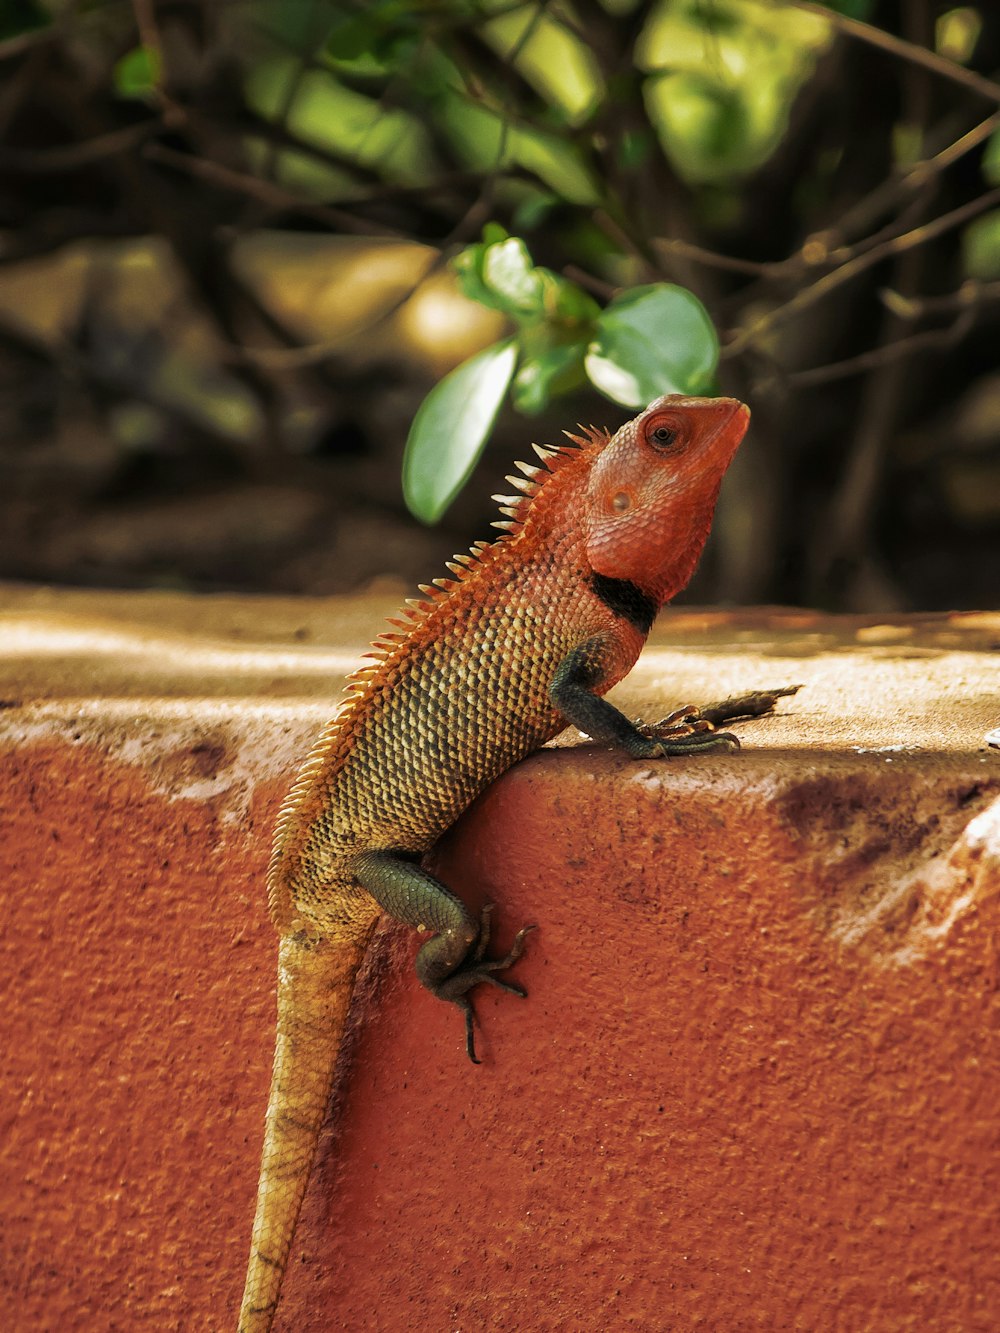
[352,851,535,1063]
[437,903,536,1063]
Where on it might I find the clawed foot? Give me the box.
[433,904,536,1064]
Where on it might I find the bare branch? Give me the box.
[790,0,1000,104]
[880,279,1000,319]
[723,184,1000,357]
[143,143,404,237]
[653,236,791,278]
[788,307,976,387]
[0,123,159,174]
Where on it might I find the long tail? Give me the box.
[238,928,371,1332]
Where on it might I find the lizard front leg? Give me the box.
[551,636,742,756]
[352,850,534,1063]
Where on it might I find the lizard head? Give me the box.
[584,394,749,605]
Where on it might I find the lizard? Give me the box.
[237,392,797,1330]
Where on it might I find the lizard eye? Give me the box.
[650,425,677,449]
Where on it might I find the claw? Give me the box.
[656,703,700,728]
[459,997,480,1064]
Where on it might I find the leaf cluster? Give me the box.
[0,0,998,609]
[405,227,718,521]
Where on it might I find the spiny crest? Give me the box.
[349,421,610,677]
[490,423,609,525]
[268,705,352,904]
[562,424,611,451]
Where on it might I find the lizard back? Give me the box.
[267,429,625,935]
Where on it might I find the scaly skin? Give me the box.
[238,394,795,1330]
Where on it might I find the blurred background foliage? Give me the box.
[0,0,998,609]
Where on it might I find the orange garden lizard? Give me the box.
[237,394,796,1329]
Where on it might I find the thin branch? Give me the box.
[788,307,976,387]
[909,111,1000,184]
[173,2,555,375]
[789,0,1000,104]
[130,0,189,129]
[723,184,1000,357]
[592,210,659,284]
[131,0,164,76]
[749,107,1000,291]
[880,278,1000,318]
[653,236,790,278]
[562,264,616,300]
[810,0,937,605]
[0,122,158,174]
[833,111,1000,246]
[221,256,439,372]
[143,142,404,237]
[437,0,557,249]
[0,23,58,62]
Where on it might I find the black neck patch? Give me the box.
[589,573,657,635]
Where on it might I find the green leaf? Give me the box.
[510,189,557,233]
[962,210,1000,281]
[245,55,434,187]
[509,125,601,204]
[453,252,498,314]
[481,221,509,246]
[326,13,381,61]
[511,343,586,415]
[644,72,751,184]
[114,45,161,100]
[540,273,601,326]
[983,127,1000,187]
[435,85,600,203]
[403,340,517,523]
[477,5,604,126]
[482,238,545,315]
[454,232,599,332]
[586,284,718,408]
[637,0,834,184]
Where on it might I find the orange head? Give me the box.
[584,394,749,605]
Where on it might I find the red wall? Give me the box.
[3,735,999,1331]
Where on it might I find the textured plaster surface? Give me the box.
[1,583,998,1331]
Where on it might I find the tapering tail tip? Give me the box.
[237,929,370,1332]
